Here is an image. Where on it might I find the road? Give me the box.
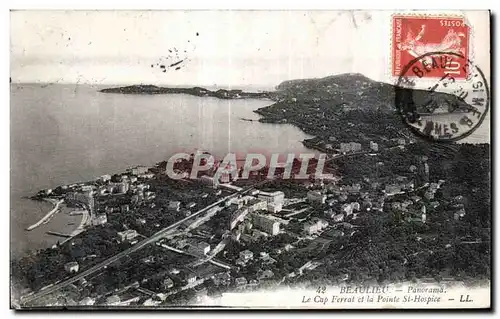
[20,186,251,305]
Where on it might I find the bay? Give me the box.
[10,83,314,258]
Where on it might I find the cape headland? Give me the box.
[100,84,276,100]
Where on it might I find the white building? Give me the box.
[117,229,138,242]
[129,166,149,176]
[351,202,360,211]
[235,277,248,287]
[257,191,285,205]
[267,202,283,213]
[64,261,79,273]
[303,218,329,235]
[332,213,344,222]
[247,199,267,212]
[92,214,107,226]
[385,184,402,195]
[340,142,362,153]
[189,241,211,255]
[79,297,95,306]
[341,203,353,215]
[163,277,174,289]
[239,250,254,262]
[252,213,280,235]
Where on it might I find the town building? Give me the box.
[168,201,181,212]
[267,202,283,213]
[229,198,244,209]
[324,209,335,219]
[341,203,353,216]
[118,182,129,194]
[180,270,197,284]
[138,173,155,179]
[92,214,107,226]
[259,270,275,280]
[105,295,121,306]
[79,297,95,306]
[117,229,138,243]
[369,141,379,152]
[239,250,254,262]
[121,204,130,213]
[219,172,231,184]
[128,166,149,176]
[64,261,79,273]
[344,183,361,194]
[163,277,174,289]
[213,272,231,286]
[307,191,327,204]
[235,277,248,287]
[252,213,281,235]
[415,156,430,188]
[340,142,362,153]
[247,198,267,212]
[189,241,211,255]
[257,191,285,205]
[200,175,216,187]
[229,207,249,230]
[424,190,435,200]
[106,184,116,193]
[303,218,329,235]
[332,213,344,222]
[329,229,345,237]
[100,174,111,182]
[65,190,95,212]
[454,208,466,220]
[385,184,403,195]
[351,202,360,211]
[81,185,94,192]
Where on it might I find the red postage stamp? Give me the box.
[392,15,470,79]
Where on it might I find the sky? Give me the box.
[10,10,489,88]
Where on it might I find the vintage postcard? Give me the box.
[10,10,491,309]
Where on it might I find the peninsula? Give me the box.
[100,85,276,100]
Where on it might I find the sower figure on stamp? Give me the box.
[398,24,466,64]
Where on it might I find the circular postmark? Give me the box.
[395,51,489,142]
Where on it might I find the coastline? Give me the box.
[12,80,490,260]
[25,198,64,231]
[12,199,85,260]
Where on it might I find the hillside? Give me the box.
[273,73,470,113]
[257,73,475,149]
